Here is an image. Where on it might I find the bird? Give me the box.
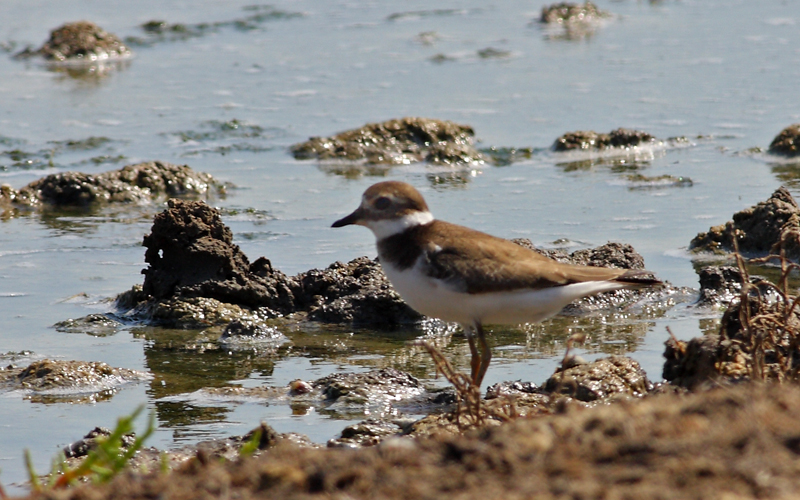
[332,181,661,388]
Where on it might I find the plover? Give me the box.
[333,181,661,387]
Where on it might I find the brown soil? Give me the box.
[769,124,800,158]
[15,21,131,62]
[290,117,486,165]
[552,128,657,152]
[24,382,800,500]
[689,186,800,259]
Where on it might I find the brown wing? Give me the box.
[422,221,657,294]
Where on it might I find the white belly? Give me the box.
[381,260,630,327]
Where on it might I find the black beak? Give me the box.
[332,207,363,228]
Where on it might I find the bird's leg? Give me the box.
[474,321,491,388]
[466,327,480,386]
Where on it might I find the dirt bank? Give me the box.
[24,382,800,500]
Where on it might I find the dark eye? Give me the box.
[374,196,391,210]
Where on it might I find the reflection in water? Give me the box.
[554,147,666,173]
[154,400,232,430]
[770,161,800,188]
[49,59,132,82]
[34,205,158,235]
[318,162,392,179]
[557,156,652,173]
[135,326,278,399]
[136,298,667,414]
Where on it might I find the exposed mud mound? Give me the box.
[665,292,800,388]
[540,1,609,24]
[299,257,422,325]
[544,355,652,401]
[314,368,424,404]
[768,124,800,158]
[38,383,800,500]
[689,186,800,259]
[511,239,646,270]
[0,359,150,402]
[568,241,647,269]
[695,266,745,307]
[127,200,420,327]
[1,161,222,207]
[552,128,656,152]
[290,117,486,165]
[16,21,131,62]
[141,199,297,313]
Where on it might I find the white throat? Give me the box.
[365,210,434,239]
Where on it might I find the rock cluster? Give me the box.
[17,21,131,62]
[291,117,486,165]
[0,161,222,207]
[122,199,419,327]
[690,186,800,259]
[540,1,609,24]
[552,128,657,152]
[768,124,800,158]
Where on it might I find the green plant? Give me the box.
[26,405,155,490]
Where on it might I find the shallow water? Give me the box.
[1,0,799,493]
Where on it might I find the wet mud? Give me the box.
[690,186,800,259]
[0,358,150,403]
[0,161,224,208]
[14,21,131,63]
[552,128,658,152]
[116,199,419,329]
[24,165,800,499]
[537,2,611,40]
[114,201,665,331]
[769,124,800,158]
[290,117,486,166]
[666,292,800,388]
[28,382,800,500]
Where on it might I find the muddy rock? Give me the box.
[119,201,663,329]
[1,161,222,207]
[327,419,408,448]
[141,199,297,313]
[693,265,773,308]
[122,200,421,328]
[570,241,647,269]
[299,257,422,326]
[127,296,270,329]
[53,313,122,336]
[665,291,800,387]
[768,124,800,158]
[57,422,313,481]
[540,1,609,24]
[199,368,443,420]
[47,382,800,500]
[690,186,800,259]
[511,239,646,269]
[315,368,424,407]
[0,359,150,399]
[218,319,286,348]
[544,355,652,401]
[290,117,486,165]
[663,334,722,389]
[63,427,136,458]
[486,380,540,398]
[15,21,132,62]
[552,128,657,152]
[485,380,552,413]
